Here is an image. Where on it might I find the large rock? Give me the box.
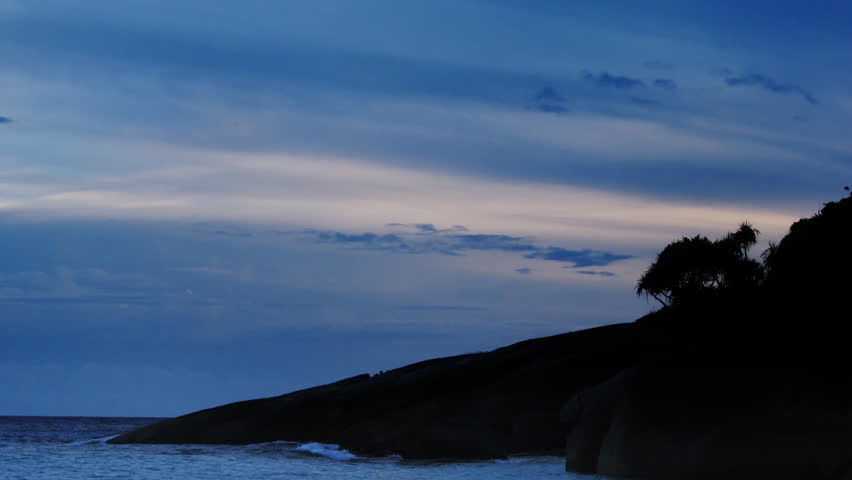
[562,195,852,479]
[564,364,852,479]
[111,323,638,459]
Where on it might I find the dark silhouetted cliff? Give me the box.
[562,195,852,479]
[112,195,852,478]
[111,323,639,459]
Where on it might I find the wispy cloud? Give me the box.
[515,267,533,275]
[530,87,568,114]
[313,231,409,249]
[724,73,817,105]
[386,223,467,234]
[534,87,566,103]
[524,248,633,268]
[304,226,633,268]
[583,72,644,89]
[0,116,12,124]
[575,270,616,277]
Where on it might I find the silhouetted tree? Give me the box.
[636,223,762,307]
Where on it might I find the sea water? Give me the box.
[0,416,605,479]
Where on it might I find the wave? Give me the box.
[243,440,361,461]
[294,442,359,461]
[67,434,119,446]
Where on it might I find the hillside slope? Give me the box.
[111,322,638,459]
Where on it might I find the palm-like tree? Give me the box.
[636,223,762,307]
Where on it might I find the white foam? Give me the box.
[295,442,359,461]
[67,434,119,446]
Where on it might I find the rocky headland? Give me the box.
[112,194,852,479]
[110,322,639,459]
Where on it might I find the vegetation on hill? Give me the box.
[634,190,852,361]
[636,222,762,307]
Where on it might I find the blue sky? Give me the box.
[1,0,850,416]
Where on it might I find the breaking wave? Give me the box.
[294,442,360,461]
[67,434,119,446]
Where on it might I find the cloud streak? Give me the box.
[524,248,633,268]
[0,116,12,123]
[575,270,616,277]
[724,73,818,105]
[583,72,645,89]
[304,225,633,269]
[530,87,568,113]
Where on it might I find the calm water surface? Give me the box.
[0,416,606,479]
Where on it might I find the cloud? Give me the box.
[515,267,533,275]
[583,72,644,89]
[530,87,568,114]
[0,13,560,112]
[525,248,633,268]
[310,229,528,256]
[445,234,538,252]
[724,73,817,105]
[575,270,616,277]
[314,231,407,248]
[304,226,633,268]
[653,79,677,91]
[386,223,467,233]
[0,116,12,124]
[534,87,565,103]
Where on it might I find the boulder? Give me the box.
[564,365,852,479]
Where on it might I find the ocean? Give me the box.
[0,416,597,479]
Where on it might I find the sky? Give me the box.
[1,0,851,416]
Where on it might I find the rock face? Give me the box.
[110,323,638,459]
[564,364,852,480]
[562,195,852,479]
